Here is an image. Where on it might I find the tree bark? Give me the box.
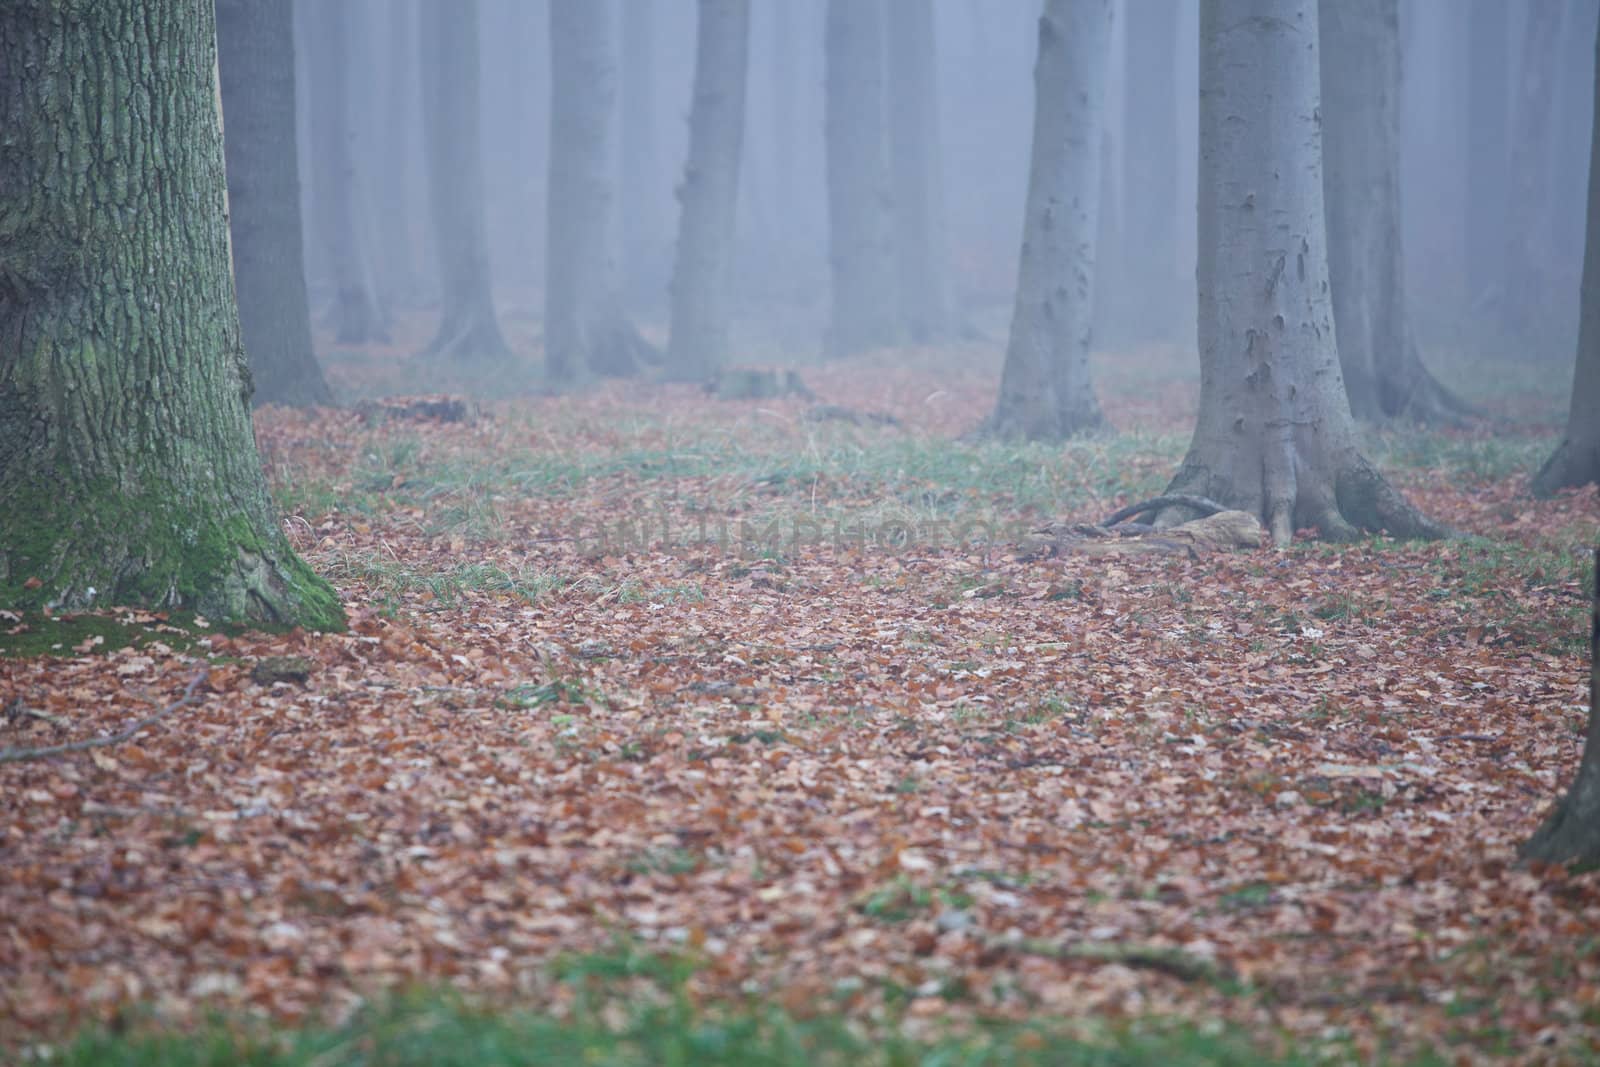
[303,0,386,344]
[545,0,655,381]
[988,0,1111,441]
[1465,0,1510,318]
[620,0,665,302]
[1165,0,1442,547]
[1522,549,1600,866]
[1504,0,1566,344]
[667,0,751,381]
[825,0,899,356]
[215,0,333,410]
[887,0,950,342]
[375,0,425,308]
[1119,0,1182,345]
[1533,13,1600,498]
[0,0,342,629]
[1319,0,1469,423]
[419,0,513,364]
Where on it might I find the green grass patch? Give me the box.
[0,609,240,659]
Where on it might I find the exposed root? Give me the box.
[1101,494,1228,528]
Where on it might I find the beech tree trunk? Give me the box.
[887,0,950,342]
[1466,0,1510,319]
[620,0,664,302]
[667,0,751,381]
[1165,0,1442,546]
[0,0,342,628]
[419,0,513,364]
[824,0,899,356]
[1119,0,1181,345]
[1505,0,1565,343]
[1533,14,1600,498]
[545,0,655,381]
[1522,549,1600,866]
[1319,0,1468,423]
[989,0,1111,441]
[304,0,386,344]
[215,0,332,410]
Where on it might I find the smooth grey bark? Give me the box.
[1319,0,1468,423]
[989,0,1111,440]
[1522,550,1600,865]
[419,0,513,364]
[545,0,655,381]
[1505,0,1566,343]
[1533,14,1600,498]
[1165,0,1441,546]
[1466,0,1509,316]
[887,0,950,342]
[0,0,342,628]
[215,0,333,409]
[824,0,899,355]
[303,0,385,343]
[1119,0,1181,344]
[667,0,751,381]
[620,0,663,300]
[377,0,425,307]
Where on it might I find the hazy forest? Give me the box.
[3,0,1600,1062]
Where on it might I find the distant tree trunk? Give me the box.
[1466,0,1510,319]
[545,0,656,380]
[1522,549,1600,865]
[216,0,333,409]
[0,0,342,628]
[620,0,663,301]
[989,0,1111,441]
[1533,16,1600,498]
[376,0,425,307]
[1165,0,1441,546]
[1505,0,1566,345]
[419,0,513,364]
[887,0,949,342]
[1119,0,1181,345]
[667,0,751,381]
[824,0,899,355]
[304,0,386,344]
[1319,0,1468,423]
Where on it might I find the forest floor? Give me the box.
[2,329,1598,1064]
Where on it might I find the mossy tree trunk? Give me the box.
[1522,549,1600,866]
[0,0,343,629]
[1163,0,1442,546]
[1532,12,1600,498]
[215,0,333,409]
[988,0,1111,441]
[667,0,751,382]
[419,0,513,364]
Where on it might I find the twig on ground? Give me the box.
[0,669,209,765]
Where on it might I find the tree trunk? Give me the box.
[887,0,950,342]
[0,0,342,629]
[824,0,899,356]
[419,0,513,364]
[1504,0,1566,345]
[215,0,333,409]
[1465,0,1510,319]
[667,0,751,381]
[545,0,656,381]
[1119,0,1181,345]
[1319,0,1469,423]
[1533,13,1600,498]
[988,0,1111,441]
[304,0,386,344]
[620,0,664,303]
[1165,0,1442,547]
[1522,549,1600,865]
[376,0,425,308]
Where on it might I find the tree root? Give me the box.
[1101,494,1228,528]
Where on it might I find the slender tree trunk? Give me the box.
[620,0,663,302]
[1505,0,1566,346]
[990,0,1111,440]
[1119,0,1181,345]
[377,0,424,308]
[419,0,513,364]
[825,0,899,355]
[1165,0,1442,546]
[1522,549,1600,865]
[1533,15,1600,497]
[1466,0,1509,319]
[545,0,656,381]
[887,0,950,342]
[667,0,751,381]
[0,0,342,628]
[1319,0,1468,423]
[215,0,333,409]
[304,0,386,344]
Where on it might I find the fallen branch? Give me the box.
[1101,494,1229,528]
[0,669,209,765]
[999,935,1232,985]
